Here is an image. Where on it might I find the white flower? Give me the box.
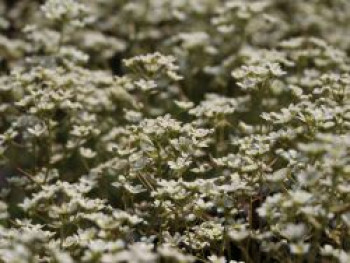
[135,79,157,92]
[280,223,307,241]
[28,123,47,137]
[168,156,192,171]
[229,228,249,242]
[41,0,89,27]
[174,100,194,110]
[124,52,182,81]
[290,190,312,204]
[79,147,96,159]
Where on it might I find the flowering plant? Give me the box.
[0,0,350,262]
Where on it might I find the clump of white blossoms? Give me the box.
[41,0,90,27]
[0,0,350,262]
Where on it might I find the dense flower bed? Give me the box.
[0,0,350,262]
